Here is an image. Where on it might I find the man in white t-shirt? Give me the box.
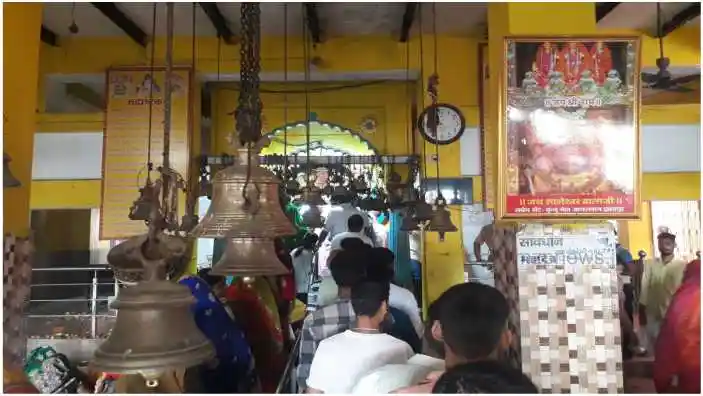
[305,281,414,393]
[324,202,370,240]
[329,214,374,250]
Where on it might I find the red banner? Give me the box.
[506,193,635,216]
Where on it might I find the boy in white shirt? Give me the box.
[329,214,374,250]
[305,281,413,393]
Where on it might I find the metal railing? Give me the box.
[275,330,302,394]
[25,266,119,339]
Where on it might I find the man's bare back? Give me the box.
[473,223,495,262]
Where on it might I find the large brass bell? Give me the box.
[93,245,214,383]
[107,233,191,284]
[3,152,21,188]
[192,149,296,239]
[300,187,325,228]
[92,280,215,382]
[426,196,457,241]
[211,237,289,276]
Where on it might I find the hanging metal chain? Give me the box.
[236,3,262,147]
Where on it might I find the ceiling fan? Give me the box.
[641,3,700,92]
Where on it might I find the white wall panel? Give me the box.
[32,132,103,180]
[459,127,482,176]
[642,124,700,173]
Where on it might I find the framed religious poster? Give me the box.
[497,37,641,220]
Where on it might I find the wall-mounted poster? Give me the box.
[100,67,192,240]
[498,37,641,220]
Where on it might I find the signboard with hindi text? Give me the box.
[516,231,616,270]
[497,37,641,220]
[100,67,192,240]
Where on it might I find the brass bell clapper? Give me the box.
[93,3,213,386]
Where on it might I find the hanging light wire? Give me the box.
[432,2,441,196]
[283,4,289,172]
[303,10,312,185]
[145,3,158,182]
[418,5,427,186]
[183,2,198,221]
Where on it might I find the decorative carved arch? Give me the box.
[260,120,379,156]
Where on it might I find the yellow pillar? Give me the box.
[486,3,597,207]
[3,3,43,236]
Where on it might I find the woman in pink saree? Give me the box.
[653,259,700,393]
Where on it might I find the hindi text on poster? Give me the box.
[507,193,634,214]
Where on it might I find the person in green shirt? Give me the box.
[639,230,687,350]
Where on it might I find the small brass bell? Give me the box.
[284,179,301,195]
[3,152,21,188]
[351,176,368,193]
[302,205,324,229]
[300,187,325,228]
[426,196,457,241]
[128,182,158,222]
[331,185,349,200]
[107,234,191,284]
[210,237,289,276]
[322,184,334,196]
[92,279,215,380]
[179,213,199,233]
[414,200,434,223]
[192,149,296,239]
[399,210,420,232]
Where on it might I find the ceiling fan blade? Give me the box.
[641,73,659,84]
[664,85,695,93]
[669,73,700,86]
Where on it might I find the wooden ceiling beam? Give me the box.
[399,3,418,42]
[595,2,621,22]
[64,83,104,110]
[199,3,237,45]
[660,3,701,37]
[91,2,148,47]
[304,4,323,44]
[40,25,60,47]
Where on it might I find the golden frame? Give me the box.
[495,36,642,221]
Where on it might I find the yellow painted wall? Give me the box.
[618,103,701,255]
[32,22,700,302]
[3,3,43,236]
